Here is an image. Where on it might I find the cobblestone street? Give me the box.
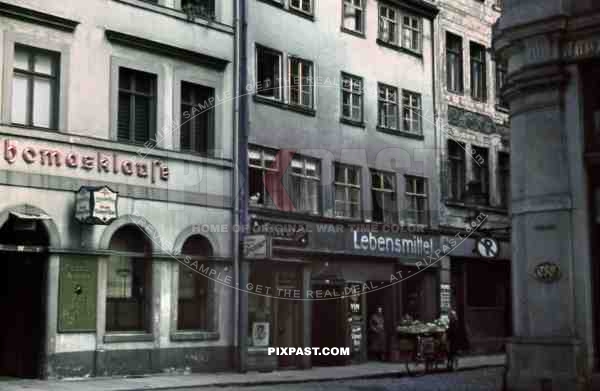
[179,368,504,391]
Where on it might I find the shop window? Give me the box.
[117,67,157,144]
[471,145,489,203]
[378,5,398,45]
[342,0,364,34]
[181,0,215,20]
[404,176,428,225]
[289,155,320,214]
[178,235,215,331]
[249,146,279,208]
[402,90,422,134]
[446,32,463,93]
[402,14,422,53]
[256,45,283,101]
[371,170,397,223]
[180,81,214,155]
[496,59,508,109]
[12,44,59,130]
[498,152,510,208]
[448,140,466,201]
[378,83,399,130]
[341,73,363,123]
[106,225,152,332]
[334,163,361,218]
[290,0,313,15]
[470,42,487,101]
[288,57,314,108]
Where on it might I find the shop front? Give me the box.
[241,216,442,371]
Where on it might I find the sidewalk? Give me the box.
[0,354,505,391]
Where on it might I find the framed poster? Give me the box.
[58,256,97,332]
[252,322,270,347]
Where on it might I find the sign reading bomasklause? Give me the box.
[58,256,97,332]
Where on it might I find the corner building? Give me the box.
[0,0,236,378]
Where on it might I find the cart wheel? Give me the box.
[447,355,459,371]
[404,356,426,377]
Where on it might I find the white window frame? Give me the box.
[402,90,422,134]
[402,14,422,53]
[342,0,365,33]
[288,57,314,108]
[334,163,362,219]
[341,73,363,123]
[290,0,313,15]
[378,83,399,130]
[378,5,398,44]
[289,155,321,214]
[255,45,283,102]
[404,175,429,225]
[371,170,398,224]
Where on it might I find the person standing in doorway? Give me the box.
[368,306,386,361]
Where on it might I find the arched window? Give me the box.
[177,235,214,331]
[106,225,152,332]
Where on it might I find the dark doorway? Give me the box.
[0,215,48,378]
[366,281,393,361]
[311,283,348,366]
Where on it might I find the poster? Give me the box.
[252,322,270,347]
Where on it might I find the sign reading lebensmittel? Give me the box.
[351,231,434,257]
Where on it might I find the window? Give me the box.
[289,156,320,214]
[334,163,361,218]
[470,42,487,101]
[402,15,422,53]
[290,0,313,14]
[118,68,157,144]
[256,46,283,100]
[342,0,364,33]
[379,5,397,44]
[471,146,489,201]
[404,176,428,225]
[249,147,278,208]
[106,226,152,332]
[341,73,363,122]
[446,32,463,93]
[371,170,397,223]
[498,152,510,208]
[289,57,314,108]
[178,235,214,331]
[447,140,466,201]
[402,90,422,134]
[378,84,398,129]
[180,82,214,155]
[496,60,508,108]
[11,45,59,129]
[181,0,215,19]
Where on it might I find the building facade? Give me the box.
[239,0,440,371]
[434,0,511,355]
[495,0,600,389]
[0,0,237,379]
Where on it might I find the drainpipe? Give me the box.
[232,0,240,371]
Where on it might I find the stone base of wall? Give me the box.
[247,349,278,372]
[46,346,234,379]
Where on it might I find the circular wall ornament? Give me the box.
[533,262,562,283]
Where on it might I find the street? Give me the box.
[175,368,504,391]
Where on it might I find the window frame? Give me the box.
[495,59,508,109]
[288,154,321,214]
[402,90,422,135]
[404,175,429,225]
[334,163,362,219]
[248,145,280,208]
[471,145,490,203]
[117,67,158,145]
[340,72,364,124]
[256,45,284,102]
[288,56,314,109]
[179,81,215,156]
[447,140,466,202]
[342,0,365,35]
[446,32,464,94]
[470,42,487,102]
[401,14,422,53]
[378,4,398,45]
[371,169,398,224]
[378,83,399,130]
[289,0,313,15]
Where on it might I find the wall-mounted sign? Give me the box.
[58,256,97,332]
[476,237,499,258]
[533,262,562,283]
[440,283,451,313]
[75,186,118,225]
[250,218,308,247]
[243,234,270,260]
[351,231,434,257]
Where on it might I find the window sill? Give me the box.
[446,89,464,96]
[253,95,316,117]
[340,117,365,128]
[376,39,423,59]
[103,333,154,343]
[341,27,366,39]
[170,331,220,342]
[288,7,315,21]
[376,126,424,140]
[445,199,508,214]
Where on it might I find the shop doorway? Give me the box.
[366,281,393,361]
[311,282,349,366]
[0,214,49,378]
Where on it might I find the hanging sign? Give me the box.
[476,237,499,258]
[75,186,118,225]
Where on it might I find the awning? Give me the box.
[10,211,51,220]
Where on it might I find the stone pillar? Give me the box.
[495,32,594,389]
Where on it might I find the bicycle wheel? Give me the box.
[404,355,427,377]
[446,354,459,371]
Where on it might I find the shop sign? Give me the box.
[243,234,270,260]
[351,324,362,352]
[250,218,308,247]
[58,256,97,332]
[75,186,118,225]
[351,231,434,257]
[476,237,499,258]
[533,262,562,283]
[440,283,451,313]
